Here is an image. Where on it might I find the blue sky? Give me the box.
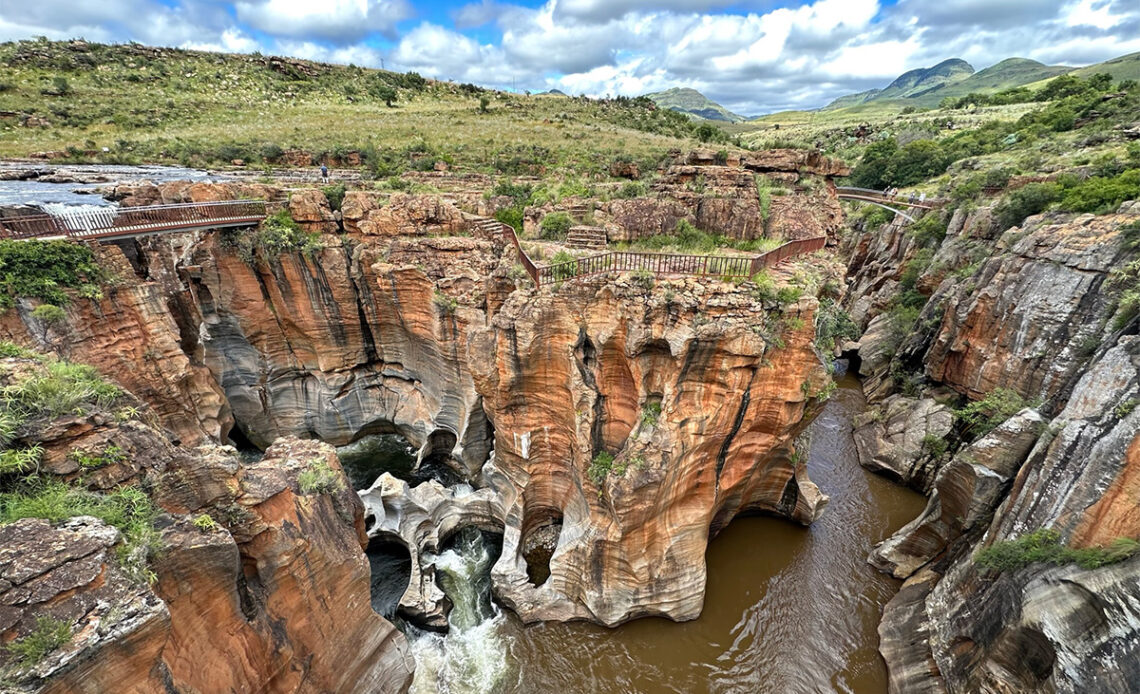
[2,1,1138,113]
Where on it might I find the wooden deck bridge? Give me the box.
[0,200,267,241]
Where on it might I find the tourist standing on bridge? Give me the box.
[320,164,329,183]
[919,192,927,204]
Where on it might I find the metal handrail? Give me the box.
[532,236,828,287]
[0,199,268,241]
[835,186,943,209]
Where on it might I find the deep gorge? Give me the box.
[1,146,1138,694]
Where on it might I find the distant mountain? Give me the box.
[644,87,745,123]
[821,57,1073,110]
[876,58,975,100]
[537,89,568,97]
[822,88,882,110]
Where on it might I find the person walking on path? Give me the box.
[320,164,329,184]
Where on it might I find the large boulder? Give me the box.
[853,394,955,491]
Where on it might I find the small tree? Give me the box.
[371,83,397,107]
[30,304,66,355]
[479,95,490,113]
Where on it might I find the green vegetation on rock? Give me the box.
[3,616,72,667]
[587,451,615,486]
[955,388,1029,441]
[976,528,1139,572]
[0,241,106,309]
[0,481,160,584]
[298,459,342,495]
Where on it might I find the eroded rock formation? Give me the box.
[0,355,413,693]
[880,337,1140,694]
[845,195,1140,693]
[0,181,839,630]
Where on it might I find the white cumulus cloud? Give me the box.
[235,0,414,42]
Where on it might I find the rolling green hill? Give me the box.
[1054,51,1140,83]
[644,87,746,123]
[0,39,724,175]
[821,57,1073,111]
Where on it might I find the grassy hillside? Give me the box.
[741,66,1140,208]
[0,39,730,176]
[644,87,746,123]
[821,57,1074,113]
[1045,51,1140,85]
[875,58,975,100]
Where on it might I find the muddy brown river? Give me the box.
[397,374,927,694]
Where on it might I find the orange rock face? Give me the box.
[470,283,830,624]
[341,191,467,236]
[0,354,412,693]
[0,183,838,631]
[153,438,414,694]
[0,242,230,446]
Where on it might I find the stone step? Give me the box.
[566,225,607,249]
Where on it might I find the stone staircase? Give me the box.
[565,225,607,250]
[466,214,509,241]
[565,202,593,220]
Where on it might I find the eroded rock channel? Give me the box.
[0,152,859,692]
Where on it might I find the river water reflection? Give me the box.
[492,375,926,694]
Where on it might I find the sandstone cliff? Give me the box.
[842,196,1140,692]
[0,356,413,693]
[0,182,840,630]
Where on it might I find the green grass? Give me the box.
[69,444,125,470]
[0,39,714,176]
[0,446,42,476]
[0,341,37,359]
[297,459,342,495]
[0,481,161,583]
[2,360,121,421]
[4,616,72,667]
[976,528,1139,572]
[192,513,220,532]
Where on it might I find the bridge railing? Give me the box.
[835,186,944,209]
[471,213,828,288]
[494,218,541,286]
[533,236,827,287]
[0,200,268,241]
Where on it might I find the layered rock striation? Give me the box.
[0,355,413,693]
[880,336,1140,694]
[0,177,840,633]
[844,196,1140,692]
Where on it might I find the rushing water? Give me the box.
[409,529,513,693]
[0,163,224,208]
[382,374,926,693]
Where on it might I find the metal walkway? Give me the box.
[0,200,267,241]
[474,215,827,288]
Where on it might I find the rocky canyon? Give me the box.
[0,151,848,691]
